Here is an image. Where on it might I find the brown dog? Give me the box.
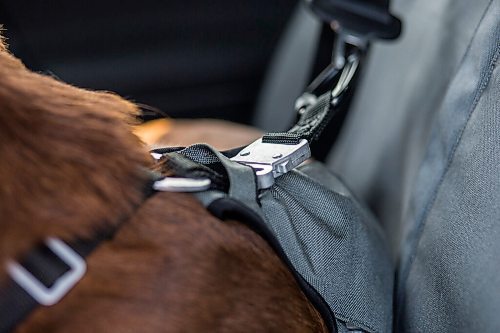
[133,118,262,150]
[0,35,326,332]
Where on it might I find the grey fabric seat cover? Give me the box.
[176,144,393,333]
[327,0,500,331]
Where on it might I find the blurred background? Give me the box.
[0,0,299,124]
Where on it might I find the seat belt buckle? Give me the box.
[230,138,311,189]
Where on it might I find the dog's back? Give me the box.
[0,37,326,332]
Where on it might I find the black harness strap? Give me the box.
[0,173,160,333]
[0,280,38,333]
[160,153,228,191]
[206,197,338,333]
[262,46,361,153]
[0,238,101,333]
[0,1,401,331]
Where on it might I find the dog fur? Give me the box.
[0,35,326,332]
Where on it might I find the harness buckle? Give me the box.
[6,238,87,306]
[231,138,311,189]
[153,177,211,192]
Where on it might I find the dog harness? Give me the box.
[0,2,400,331]
[0,175,160,333]
[152,143,393,333]
[145,42,395,333]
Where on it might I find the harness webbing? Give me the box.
[262,48,361,148]
[0,239,101,333]
[0,174,160,333]
[262,91,333,145]
[0,1,401,331]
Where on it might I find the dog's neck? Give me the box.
[0,49,150,266]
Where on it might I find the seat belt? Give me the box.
[236,0,402,188]
[307,0,401,40]
[254,0,401,160]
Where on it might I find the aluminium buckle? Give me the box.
[6,238,87,306]
[230,138,311,189]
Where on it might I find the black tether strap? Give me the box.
[262,91,333,145]
[262,48,361,150]
[0,173,160,333]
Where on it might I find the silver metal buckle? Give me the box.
[6,238,87,306]
[231,138,311,189]
[153,177,211,192]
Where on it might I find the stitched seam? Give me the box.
[335,311,379,333]
[396,0,498,320]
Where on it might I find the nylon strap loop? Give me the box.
[262,90,333,145]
